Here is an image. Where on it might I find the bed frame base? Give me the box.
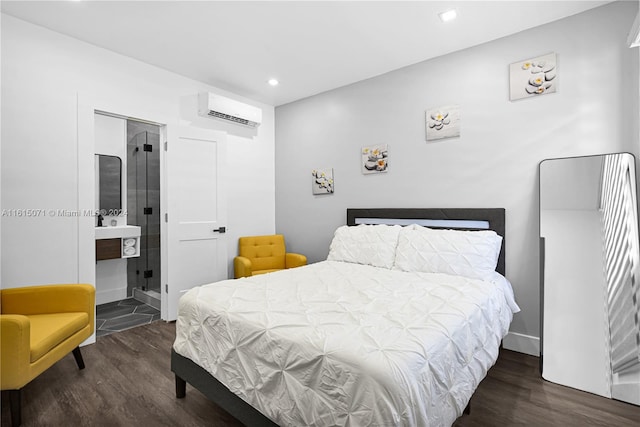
[171,348,278,426]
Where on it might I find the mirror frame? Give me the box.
[96,154,123,215]
[539,152,640,406]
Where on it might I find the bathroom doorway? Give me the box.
[94,113,163,337]
[127,120,161,309]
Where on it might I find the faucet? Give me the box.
[97,213,104,227]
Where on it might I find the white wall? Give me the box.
[541,210,609,396]
[274,1,639,354]
[540,155,603,211]
[1,14,276,288]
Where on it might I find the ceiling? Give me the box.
[1,1,613,106]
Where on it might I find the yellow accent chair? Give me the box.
[234,234,307,278]
[1,284,95,426]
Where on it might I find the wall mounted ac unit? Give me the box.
[198,92,262,127]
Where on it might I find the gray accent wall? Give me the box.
[274,1,639,344]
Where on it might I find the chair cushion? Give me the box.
[27,312,89,362]
[239,235,286,272]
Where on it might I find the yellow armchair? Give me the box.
[234,234,307,278]
[1,284,95,426]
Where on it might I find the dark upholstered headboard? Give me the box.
[346,208,506,276]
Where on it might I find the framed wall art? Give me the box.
[509,52,557,101]
[362,144,388,174]
[311,168,334,194]
[426,105,460,141]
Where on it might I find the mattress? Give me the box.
[173,260,519,426]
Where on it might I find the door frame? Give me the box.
[77,93,173,330]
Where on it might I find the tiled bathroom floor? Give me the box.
[96,298,160,337]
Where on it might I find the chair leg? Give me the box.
[9,389,21,427]
[72,346,85,370]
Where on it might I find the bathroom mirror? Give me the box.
[540,153,640,406]
[95,154,122,214]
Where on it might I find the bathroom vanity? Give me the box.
[95,225,141,260]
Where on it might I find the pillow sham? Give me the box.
[327,224,401,269]
[393,226,502,280]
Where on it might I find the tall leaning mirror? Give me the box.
[540,153,640,406]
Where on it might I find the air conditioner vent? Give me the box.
[207,110,251,126]
[198,93,262,128]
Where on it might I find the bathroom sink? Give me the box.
[95,225,141,240]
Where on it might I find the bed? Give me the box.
[171,208,519,426]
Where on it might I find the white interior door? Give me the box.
[164,126,227,321]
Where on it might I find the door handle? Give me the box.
[212,227,226,234]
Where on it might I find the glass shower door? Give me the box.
[127,127,161,301]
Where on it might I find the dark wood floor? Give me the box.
[2,321,639,426]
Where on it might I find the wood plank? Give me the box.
[96,238,122,260]
[1,322,242,427]
[454,348,640,426]
[2,321,639,426]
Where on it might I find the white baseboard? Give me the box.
[503,331,540,356]
[81,333,96,346]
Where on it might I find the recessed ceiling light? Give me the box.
[268,78,279,86]
[438,9,457,23]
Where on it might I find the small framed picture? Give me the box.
[509,52,557,101]
[362,144,388,174]
[311,168,334,194]
[426,105,460,141]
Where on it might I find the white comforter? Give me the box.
[173,261,519,427]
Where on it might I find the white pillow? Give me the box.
[327,224,401,269]
[393,226,502,280]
